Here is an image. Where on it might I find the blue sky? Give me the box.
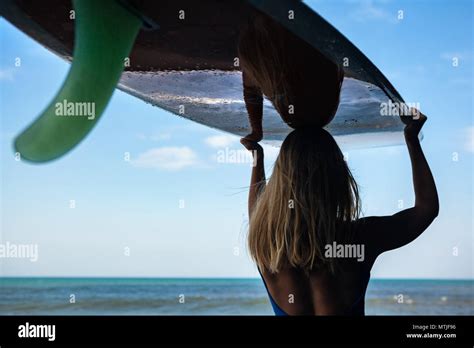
[0,0,472,278]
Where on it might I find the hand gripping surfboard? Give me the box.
[13,0,141,162]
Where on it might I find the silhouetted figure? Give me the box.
[241,110,438,315]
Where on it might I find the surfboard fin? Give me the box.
[14,0,141,162]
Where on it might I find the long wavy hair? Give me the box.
[248,128,360,274]
[238,12,344,128]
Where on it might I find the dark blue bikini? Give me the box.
[258,270,287,315]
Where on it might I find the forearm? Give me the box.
[406,137,439,216]
[243,84,264,108]
[248,151,265,218]
[244,96,263,124]
[243,72,263,129]
[243,71,263,103]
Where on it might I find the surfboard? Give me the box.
[0,0,410,162]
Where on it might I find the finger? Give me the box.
[415,114,427,124]
[409,107,421,120]
[240,139,249,149]
[409,108,427,123]
[240,138,255,150]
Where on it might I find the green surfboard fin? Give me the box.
[14,0,141,162]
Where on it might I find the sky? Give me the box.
[0,0,472,278]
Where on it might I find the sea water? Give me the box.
[0,277,472,315]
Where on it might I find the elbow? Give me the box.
[417,196,440,222]
[423,204,439,225]
[415,203,439,227]
[432,205,439,219]
[431,198,440,220]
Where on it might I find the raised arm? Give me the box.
[242,71,264,142]
[240,139,266,218]
[360,110,439,257]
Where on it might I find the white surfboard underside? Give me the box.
[119,70,406,149]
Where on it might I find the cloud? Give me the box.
[204,134,239,148]
[131,147,198,170]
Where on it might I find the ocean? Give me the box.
[0,278,472,315]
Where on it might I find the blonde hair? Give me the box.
[248,128,360,274]
[238,12,344,127]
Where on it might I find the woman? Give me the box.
[241,111,438,315]
[239,12,344,141]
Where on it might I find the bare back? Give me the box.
[261,260,371,315]
[260,220,374,316]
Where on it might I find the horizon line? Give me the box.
[1,276,473,281]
